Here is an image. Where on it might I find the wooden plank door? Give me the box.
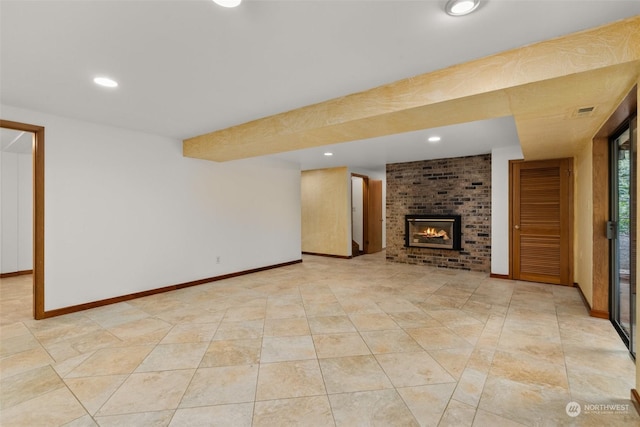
[511,158,573,285]
[366,179,383,254]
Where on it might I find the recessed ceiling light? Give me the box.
[428,136,441,143]
[445,0,480,16]
[212,0,242,7]
[93,77,118,88]
[324,152,334,156]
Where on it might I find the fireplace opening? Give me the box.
[405,215,462,250]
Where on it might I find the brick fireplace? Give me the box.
[405,215,462,250]
[386,154,491,272]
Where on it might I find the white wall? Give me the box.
[491,145,524,275]
[351,176,364,250]
[1,105,302,311]
[1,151,33,273]
[17,154,32,271]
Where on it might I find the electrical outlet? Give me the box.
[216,256,221,264]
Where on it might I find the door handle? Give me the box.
[515,225,520,230]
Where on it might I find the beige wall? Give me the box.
[574,142,594,305]
[301,167,350,257]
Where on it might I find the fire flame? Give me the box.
[422,227,438,237]
[419,227,449,240]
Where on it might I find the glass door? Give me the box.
[610,116,636,358]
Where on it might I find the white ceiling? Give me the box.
[265,116,518,172]
[1,1,638,169]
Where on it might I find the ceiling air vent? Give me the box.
[573,106,597,118]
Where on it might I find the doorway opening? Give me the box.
[351,173,383,256]
[351,175,366,256]
[609,116,637,358]
[0,120,45,320]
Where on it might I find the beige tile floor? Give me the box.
[0,252,638,426]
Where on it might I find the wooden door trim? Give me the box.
[592,136,610,315]
[366,179,383,254]
[0,119,45,319]
[508,159,523,280]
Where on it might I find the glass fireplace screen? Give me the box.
[405,215,462,250]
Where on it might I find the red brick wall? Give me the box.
[386,154,491,272]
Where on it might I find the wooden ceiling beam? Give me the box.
[183,15,640,162]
